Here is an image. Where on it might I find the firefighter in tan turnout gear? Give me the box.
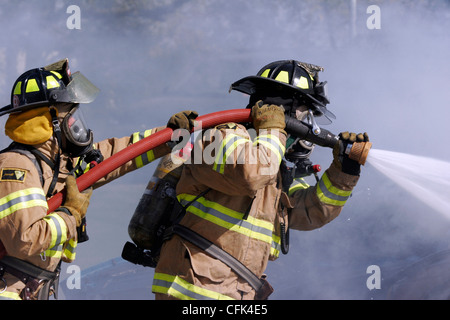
[152,60,369,300]
[0,58,197,300]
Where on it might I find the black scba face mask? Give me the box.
[61,105,93,157]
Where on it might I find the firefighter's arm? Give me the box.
[187,103,286,196]
[88,111,198,189]
[288,162,359,230]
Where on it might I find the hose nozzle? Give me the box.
[346,141,372,165]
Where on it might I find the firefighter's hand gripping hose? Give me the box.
[58,175,93,226]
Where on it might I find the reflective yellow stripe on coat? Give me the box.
[0,291,21,300]
[63,238,78,261]
[0,187,48,220]
[152,272,234,300]
[213,133,249,174]
[253,134,285,165]
[132,130,155,168]
[316,172,352,206]
[177,194,281,257]
[43,213,68,259]
[289,178,310,196]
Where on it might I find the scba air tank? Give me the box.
[127,143,191,250]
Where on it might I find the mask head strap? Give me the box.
[47,107,62,198]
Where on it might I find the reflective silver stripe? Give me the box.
[271,235,281,257]
[43,213,68,258]
[152,278,215,300]
[318,178,350,202]
[179,197,274,241]
[44,215,62,256]
[0,188,47,219]
[178,195,274,246]
[132,130,155,168]
[253,134,285,163]
[63,238,77,261]
[316,172,352,206]
[289,178,310,195]
[152,272,234,300]
[213,134,248,174]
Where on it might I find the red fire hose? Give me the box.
[0,109,252,259]
[47,108,252,212]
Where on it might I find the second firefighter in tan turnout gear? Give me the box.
[152,60,369,300]
[0,58,198,300]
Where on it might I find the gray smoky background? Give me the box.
[0,0,449,299]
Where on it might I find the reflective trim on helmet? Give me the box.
[46,75,61,89]
[275,70,289,83]
[260,69,270,78]
[25,79,40,93]
[295,76,309,89]
[50,71,62,79]
[13,81,22,95]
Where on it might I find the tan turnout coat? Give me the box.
[0,128,169,299]
[153,123,359,300]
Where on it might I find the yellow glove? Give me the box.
[251,101,286,135]
[167,110,199,131]
[61,175,93,227]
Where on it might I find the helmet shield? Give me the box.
[58,71,100,104]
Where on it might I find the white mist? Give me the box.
[367,148,450,220]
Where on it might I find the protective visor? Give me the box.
[62,105,93,147]
[306,81,336,124]
[51,71,100,105]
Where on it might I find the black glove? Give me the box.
[167,110,199,132]
[333,131,369,175]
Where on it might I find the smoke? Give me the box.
[0,0,449,299]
